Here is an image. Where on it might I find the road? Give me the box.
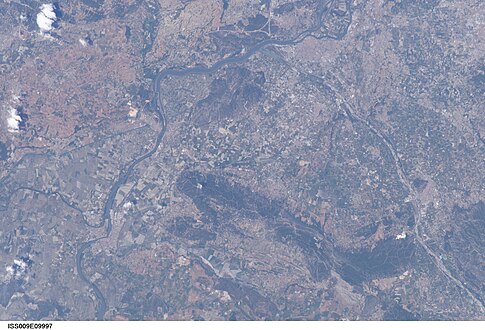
[75,0,337,320]
[79,0,485,317]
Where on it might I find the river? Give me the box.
[73,1,355,320]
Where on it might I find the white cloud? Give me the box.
[13,259,28,271]
[5,265,14,277]
[36,4,57,33]
[7,108,22,133]
[4,258,29,281]
[395,231,407,240]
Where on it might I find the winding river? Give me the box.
[75,1,336,319]
[76,0,484,320]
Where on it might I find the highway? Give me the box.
[73,1,348,320]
